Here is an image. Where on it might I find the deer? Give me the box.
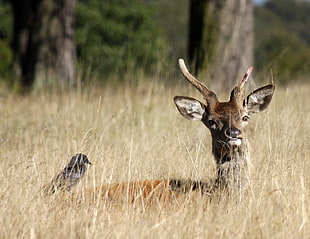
[172,59,274,196]
[45,59,274,203]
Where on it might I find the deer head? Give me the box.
[174,59,274,190]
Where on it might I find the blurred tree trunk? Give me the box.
[11,0,77,92]
[188,0,253,90]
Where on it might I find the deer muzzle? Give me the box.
[225,128,242,146]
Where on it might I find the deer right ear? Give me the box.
[174,96,206,121]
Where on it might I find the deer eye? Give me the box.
[206,119,217,129]
[242,115,250,122]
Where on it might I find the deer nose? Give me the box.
[225,128,241,139]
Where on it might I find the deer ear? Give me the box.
[246,85,275,114]
[174,96,206,121]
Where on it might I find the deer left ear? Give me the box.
[246,85,275,114]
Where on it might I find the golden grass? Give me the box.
[1,80,310,238]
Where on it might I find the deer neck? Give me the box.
[212,138,250,191]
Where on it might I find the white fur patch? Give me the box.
[227,139,242,146]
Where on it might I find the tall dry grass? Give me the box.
[0,80,309,238]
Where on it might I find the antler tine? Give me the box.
[230,66,253,107]
[178,59,217,106]
[239,66,253,89]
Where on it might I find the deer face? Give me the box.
[174,59,274,164]
[203,101,248,148]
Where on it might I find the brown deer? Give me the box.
[172,59,274,195]
[47,59,274,203]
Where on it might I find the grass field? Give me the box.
[1,79,310,238]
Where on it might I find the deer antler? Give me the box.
[230,66,253,108]
[178,59,218,108]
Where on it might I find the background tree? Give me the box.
[11,0,77,91]
[254,0,310,83]
[151,0,189,71]
[188,0,253,90]
[0,0,309,88]
[75,0,168,81]
[0,0,12,80]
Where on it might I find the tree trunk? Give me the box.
[11,0,37,88]
[188,0,253,91]
[11,0,77,92]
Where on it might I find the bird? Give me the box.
[44,153,91,195]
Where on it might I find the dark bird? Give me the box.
[44,153,91,195]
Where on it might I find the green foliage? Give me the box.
[0,0,12,80]
[265,0,310,45]
[1,0,309,85]
[0,39,12,79]
[151,0,189,61]
[255,0,310,84]
[75,0,169,81]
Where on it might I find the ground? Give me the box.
[0,80,309,238]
